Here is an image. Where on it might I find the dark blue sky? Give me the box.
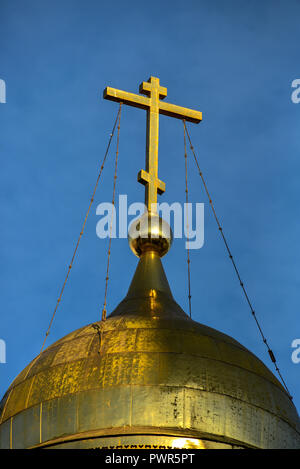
[1,0,299,410]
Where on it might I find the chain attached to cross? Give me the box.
[103,76,202,212]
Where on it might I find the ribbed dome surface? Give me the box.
[0,251,299,449]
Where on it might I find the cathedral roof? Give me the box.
[0,250,299,449]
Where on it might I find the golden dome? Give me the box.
[0,250,299,449]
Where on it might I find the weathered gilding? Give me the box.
[0,251,299,449]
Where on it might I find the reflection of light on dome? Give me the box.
[171,438,204,449]
[128,212,173,257]
[150,289,157,312]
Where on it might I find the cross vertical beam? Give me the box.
[139,77,166,210]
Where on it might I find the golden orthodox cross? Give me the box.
[103,76,202,212]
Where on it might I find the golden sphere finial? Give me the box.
[128,211,173,258]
